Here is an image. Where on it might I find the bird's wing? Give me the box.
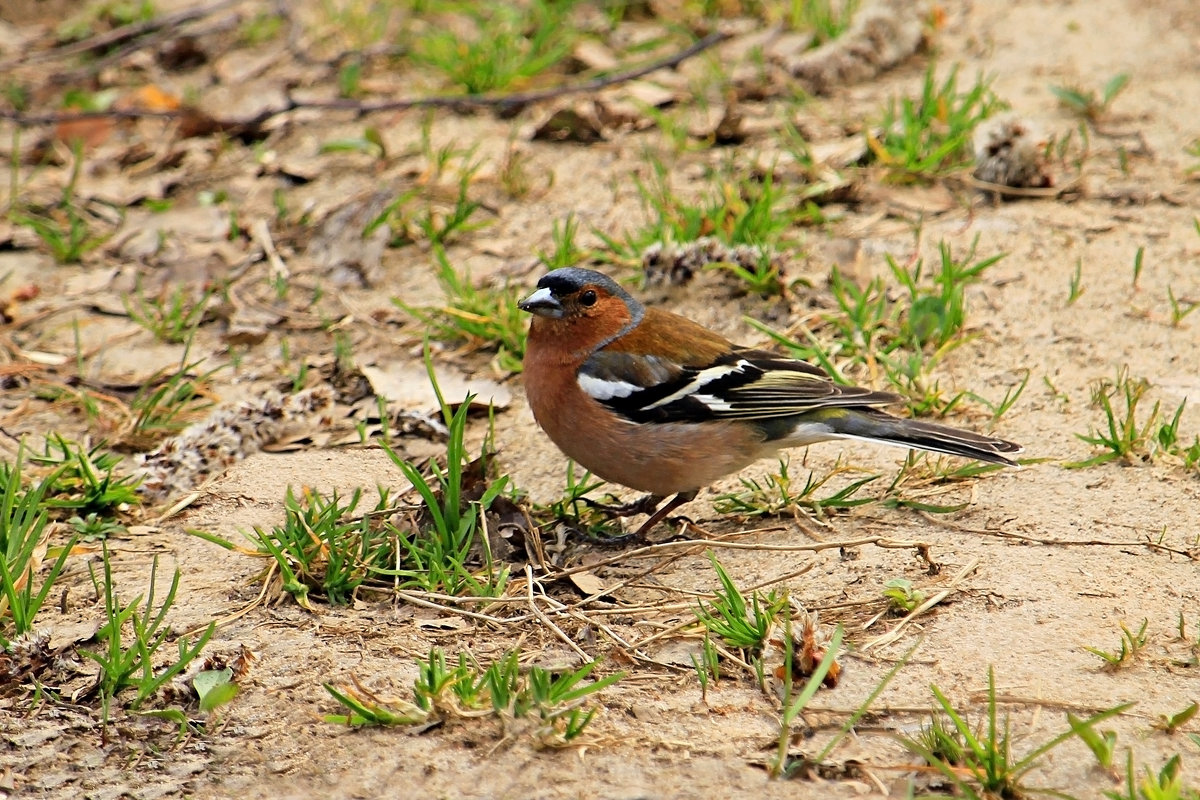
[579,348,900,424]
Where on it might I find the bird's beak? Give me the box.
[518,287,564,318]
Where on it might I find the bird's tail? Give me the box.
[824,407,1023,466]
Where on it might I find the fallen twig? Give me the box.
[0,31,729,127]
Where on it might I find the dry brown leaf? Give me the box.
[305,190,392,288]
[359,361,511,412]
[572,38,619,71]
[53,117,114,149]
[531,104,605,144]
[567,571,610,598]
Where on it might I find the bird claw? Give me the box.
[582,494,665,518]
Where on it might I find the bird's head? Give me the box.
[519,267,639,319]
[519,267,646,355]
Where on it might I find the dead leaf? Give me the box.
[359,361,511,412]
[809,138,869,169]
[64,268,119,298]
[647,639,703,668]
[156,36,208,70]
[190,79,288,135]
[572,39,619,70]
[54,117,114,149]
[690,98,745,145]
[595,80,677,128]
[213,48,283,85]
[305,190,392,288]
[531,104,605,144]
[567,571,610,598]
[622,80,677,109]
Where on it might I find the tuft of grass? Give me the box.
[782,0,860,43]
[395,248,527,373]
[1133,246,1146,288]
[124,356,219,446]
[1067,368,1198,469]
[967,369,1030,423]
[868,64,1007,181]
[325,647,623,745]
[598,156,798,265]
[900,666,1133,797]
[1071,710,1120,773]
[1067,258,1086,305]
[713,458,880,519]
[690,633,722,702]
[695,552,785,655]
[888,241,1004,352]
[246,350,510,605]
[0,450,78,644]
[1084,619,1150,671]
[499,143,536,199]
[83,546,215,721]
[11,205,109,264]
[537,213,589,270]
[31,436,141,516]
[124,283,214,344]
[879,452,1003,514]
[1167,285,1200,327]
[1051,73,1130,122]
[536,462,625,539]
[1186,143,1200,177]
[910,711,969,769]
[238,11,282,45]
[376,179,487,249]
[319,126,387,161]
[753,239,1006,416]
[250,487,385,609]
[8,140,110,263]
[708,250,789,297]
[363,133,488,249]
[382,398,511,598]
[715,452,991,522]
[409,1,577,95]
[1153,703,1199,736]
[1104,751,1200,800]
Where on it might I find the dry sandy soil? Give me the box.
[2,0,1199,798]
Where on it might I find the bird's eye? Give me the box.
[579,290,598,306]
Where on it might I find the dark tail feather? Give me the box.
[834,409,1023,466]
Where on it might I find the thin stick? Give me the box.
[860,557,981,652]
[921,512,1197,559]
[396,590,522,626]
[0,0,242,68]
[544,534,931,581]
[1,32,729,127]
[524,566,589,661]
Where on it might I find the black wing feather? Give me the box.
[580,348,900,425]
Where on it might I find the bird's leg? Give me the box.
[632,491,698,538]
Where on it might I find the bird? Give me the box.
[519,267,1022,537]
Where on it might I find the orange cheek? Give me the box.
[564,297,632,344]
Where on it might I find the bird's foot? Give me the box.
[583,493,665,518]
[630,491,698,539]
[577,491,701,545]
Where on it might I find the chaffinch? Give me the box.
[519,267,1022,535]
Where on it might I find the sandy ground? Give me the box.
[2,0,1199,798]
